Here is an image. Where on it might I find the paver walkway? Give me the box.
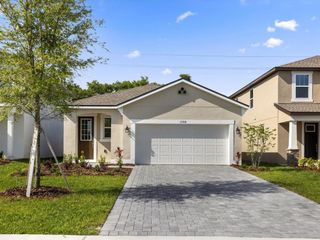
[100,165,320,237]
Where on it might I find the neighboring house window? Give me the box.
[101,117,111,141]
[292,72,313,101]
[249,89,254,108]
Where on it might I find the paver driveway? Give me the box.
[100,165,320,237]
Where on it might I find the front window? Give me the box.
[101,117,111,140]
[292,72,313,101]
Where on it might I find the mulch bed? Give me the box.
[0,186,71,199]
[0,159,10,166]
[11,163,132,177]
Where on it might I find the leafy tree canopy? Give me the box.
[179,74,191,81]
[69,76,150,100]
[0,0,104,190]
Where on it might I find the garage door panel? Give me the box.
[182,155,193,164]
[194,145,204,154]
[135,124,230,165]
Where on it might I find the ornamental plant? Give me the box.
[242,123,276,168]
[115,147,124,169]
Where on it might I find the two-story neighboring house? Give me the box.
[231,56,320,164]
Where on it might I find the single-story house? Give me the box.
[0,111,63,159]
[64,79,248,165]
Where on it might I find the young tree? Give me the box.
[242,123,276,168]
[0,0,103,191]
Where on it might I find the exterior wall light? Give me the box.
[236,127,241,136]
[125,125,131,134]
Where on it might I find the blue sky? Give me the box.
[80,0,320,95]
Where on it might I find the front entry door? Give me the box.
[78,117,94,159]
[304,123,318,159]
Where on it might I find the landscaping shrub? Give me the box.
[63,154,73,169]
[298,157,320,170]
[98,154,106,164]
[73,154,79,165]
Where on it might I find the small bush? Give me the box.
[94,164,101,172]
[298,157,319,170]
[0,151,3,159]
[63,154,73,167]
[98,155,107,170]
[73,154,79,165]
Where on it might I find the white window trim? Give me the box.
[291,71,313,102]
[100,116,111,142]
[80,118,93,142]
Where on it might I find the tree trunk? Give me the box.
[26,124,39,197]
[34,99,41,188]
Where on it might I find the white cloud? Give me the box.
[162,68,172,76]
[240,0,247,5]
[127,50,141,59]
[263,38,283,48]
[275,19,298,31]
[238,48,246,54]
[267,26,276,32]
[311,16,317,21]
[176,11,195,23]
[251,42,260,47]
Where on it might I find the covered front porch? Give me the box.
[276,103,320,162]
[287,120,320,160]
[63,109,128,163]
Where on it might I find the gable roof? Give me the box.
[230,55,320,98]
[73,83,160,107]
[72,78,248,109]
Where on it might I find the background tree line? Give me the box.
[68,76,151,100]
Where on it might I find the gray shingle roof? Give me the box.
[73,83,160,106]
[275,103,320,114]
[279,55,320,68]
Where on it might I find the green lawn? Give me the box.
[0,160,128,234]
[241,162,320,204]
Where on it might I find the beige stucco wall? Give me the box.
[237,74,279,154]
[278,70,320,103]
[122,82,244,161]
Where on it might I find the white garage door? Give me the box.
[135,124,230,165]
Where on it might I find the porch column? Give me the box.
[288,120,298,150]
[287,120,299,166]
[7,111,15,158]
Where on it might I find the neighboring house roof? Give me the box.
[275,103,320,115]
[72,78,248,109]
[230,55,320,98]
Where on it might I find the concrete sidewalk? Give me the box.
[0,236,319,240]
